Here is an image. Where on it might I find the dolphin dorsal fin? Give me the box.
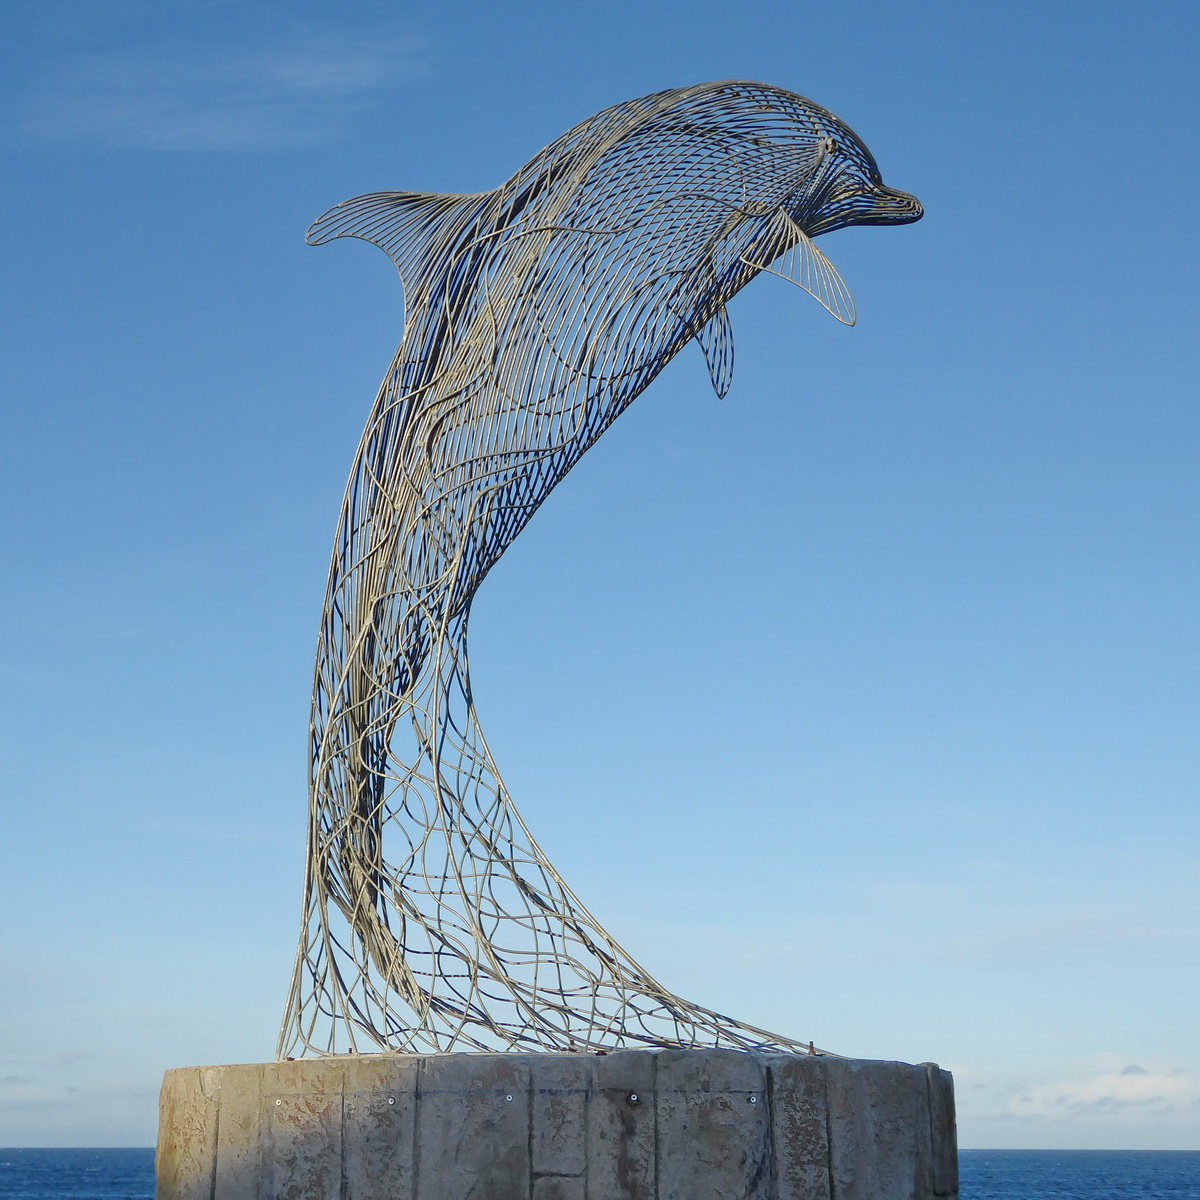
[306,191,489,293]
[694,304,735,398]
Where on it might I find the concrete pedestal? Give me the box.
[156,1050,956,1200]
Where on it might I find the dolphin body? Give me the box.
[281,81,921,1057]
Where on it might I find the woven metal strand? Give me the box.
[278,80,922,1059]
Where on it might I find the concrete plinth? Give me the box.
[156,1050,957,1200]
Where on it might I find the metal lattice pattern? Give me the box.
[279,80,921,1058]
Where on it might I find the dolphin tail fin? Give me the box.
[742,211,857,327]
[306,191,489,291]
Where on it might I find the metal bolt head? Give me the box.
[505,1094,513,1103]
[387,1097,395,1106]
[749,1095,758,1104]
[629,1092,639,1103]
[274,1099,282,1106]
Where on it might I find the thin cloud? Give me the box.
[21,26,424,150]
[1010,1064,1196,1119]
[0,1051,94,1069]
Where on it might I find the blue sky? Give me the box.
[1,0,1197,1150]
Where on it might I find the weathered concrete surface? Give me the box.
[157,1050,957,1200]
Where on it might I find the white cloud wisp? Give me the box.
[21,26,423,150]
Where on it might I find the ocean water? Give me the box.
[960,1150,1200,1199]
[0,1150,154,1199]
[1,1147,1198,1198]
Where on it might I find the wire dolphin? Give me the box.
[279,80,922,1058]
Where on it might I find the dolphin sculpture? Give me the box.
[279,80,921,1057]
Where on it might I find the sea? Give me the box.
[0,1147,1198,1198]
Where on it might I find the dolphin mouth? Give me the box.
[861,185,924,226]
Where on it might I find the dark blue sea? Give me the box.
[0,1151,154,1199]
[1,1147,1198,1197]
[959,1151,1200,1198]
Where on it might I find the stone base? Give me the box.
[156,1050,956,1200]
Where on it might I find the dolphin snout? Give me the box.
[867,185,923,225]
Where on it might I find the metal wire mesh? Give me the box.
[278,80,921,1059]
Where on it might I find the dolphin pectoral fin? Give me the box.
[306,190,488,292]
[742,214,857,326]
[694,304,735,398]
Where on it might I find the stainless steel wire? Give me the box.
[278,80,922,1059]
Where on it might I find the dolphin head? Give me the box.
[763,97,925,237]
